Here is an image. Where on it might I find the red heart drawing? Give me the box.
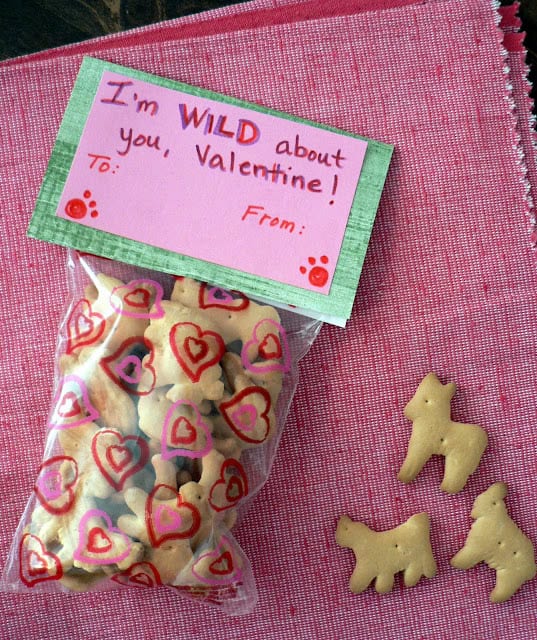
[57,392,81,418]
[146,484,201,547]
[19,534,63,587]
[74,509,132,566]
[170,322,225,383]
[209,551,233,576]
[35,456,78,515]
[138,344,157,396]
[258,333,282,360]
[161,400,213,460]
[171,417,197,446]
[191,536,242,585]
[124,288,150,308]
[209,459,249,512]
[198,283,250,312]
[226,478,242,501]
[66,298,105,354]
[219,387,272,444]
[110,279,164,319]
[27,552,48,576]
[87,527,113,554]
[92,430,149,491]
[185,337,208,363]
[101,337,156,396]
[111,562,162,588]
[107,445,132,472]
[49,375,99,429]
[241,318,291,375]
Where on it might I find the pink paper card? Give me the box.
[28,58,393,324]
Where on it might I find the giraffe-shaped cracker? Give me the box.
[398,373,488,493]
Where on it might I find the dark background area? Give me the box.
[0,1,251,58]
[0,0,535,111]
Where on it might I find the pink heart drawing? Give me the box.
[230,405,257,433]
[115,355,142,384]
[153,503,183,535]
[219,386,272,444]
[38,470,63,501]
[100,337,156,397]
[48,375,99,429]
[146,484,201,547]
[34,456,78,515]
[241,318,291,374]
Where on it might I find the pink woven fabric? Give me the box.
[2,0,537,637]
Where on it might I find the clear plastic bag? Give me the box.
[1,250,321,615]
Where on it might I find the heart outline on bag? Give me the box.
[91,430,150,491]
[111,561,162,588]
[74,509,132,566]
[161,399,213,460]
[198,282,250,311]
[48,374,99,429]
[191,536,242,586]
[34,455,79,515]
[146,484,201,547]
[241,318,291,375]
[169,322,225,382]
[19,533,63,587]
[109,278,165,319]
[219,386,272,444]
[66,298,105,354]
[208,458,249,512]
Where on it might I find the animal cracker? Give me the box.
[398,373,488,493]
[451,482,536,603]
[335,512,437,594]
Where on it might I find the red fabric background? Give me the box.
[1,0,537,637]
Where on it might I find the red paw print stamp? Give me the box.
[300,255,330,288]
[65,190,99,220]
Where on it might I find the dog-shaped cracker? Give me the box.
[335,513,437,593]
[451,483,536,602]
[398,373,488,493]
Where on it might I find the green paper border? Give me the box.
[27,57,393,325]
